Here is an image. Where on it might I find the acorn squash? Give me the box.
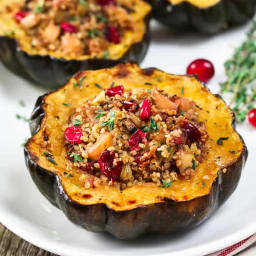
[148,0,256,34]
[0,0,151,88]
[24,63,247,239]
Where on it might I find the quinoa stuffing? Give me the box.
[64,85,208,189]
[14,0,134,57]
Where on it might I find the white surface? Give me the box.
[0,21,256,256]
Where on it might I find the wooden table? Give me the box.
[1,223,255,256]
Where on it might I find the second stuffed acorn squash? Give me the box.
[0,0,151,88]
[148,0,256,34]
[25,63,247,240]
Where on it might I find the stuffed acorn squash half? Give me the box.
[25,63,247,239]
[0,0,151,88]
[148,0,256,34]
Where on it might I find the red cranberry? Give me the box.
[98,0,115,6]
[107,25,120,44]
[65,126,82,144]
[80,162,94,173]
[182,122,201,142]
[173,136,183,145]
[129,129,147,151]
[98,150,122,181]
[139,99,151,121]
[122,101,138,112]
[248,109,256,128]
[60,22,77,33]
[15,11,29,22]
[106,85,124,97]
[187,59,215,83]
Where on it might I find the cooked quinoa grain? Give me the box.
[65,85,208,189]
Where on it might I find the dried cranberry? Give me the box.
[139,99,151,121]
[129,129,147,151]
[98,150,122,181]
[248,108,256,128]
[187,59,215,83]
[173,136,183,145]
[15,11,29,22]
[98,0,115,5]
[106,85,124,97]
[60,22,77,33]
[182,122,201,142]
[65,126,82,144]
[107,25,120,44]
[122,100,138,112]
[80,162,94,173]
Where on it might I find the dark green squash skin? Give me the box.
[24,71,248,240]
[0,16,150,89]
[148,0,256,34]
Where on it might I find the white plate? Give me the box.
[0,21,256,256]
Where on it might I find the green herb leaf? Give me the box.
[74,76,86,88]
[74,119,82,126]
[88,28,101,38]
[202,181,206,187]
[95,109,106,119]
[101,112,115,131]
[19,100,25,107]
[102,50,109,59]
[192,159,196,170]
[70,152,84,163]
[16,114,29,122]
[149,117,158,132]
[229,150,237,154]
[62,103,70,107]
[162,179,173,188]
[34,5,44,13]
[180,110,185,116]
[78,0,88,7]
[180,86,185,95]
[144,82,153,86]
[43,152,57,165]
[67,172,74,178]
[110,82,115,88]
[97,14,108,23]
[217,137,229,145]
[147,89,152,93]
[95,83,103,89]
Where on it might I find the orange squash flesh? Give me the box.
[26,63,245,211]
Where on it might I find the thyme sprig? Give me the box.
[220,22,256,123]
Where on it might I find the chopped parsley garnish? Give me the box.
[101,112,115,131]
[102,50,109,59]
[88,28,101,38]
[62,103,70,107]
[192,159,196,170]
[147,89,152,93]
[34,5,44,13]
[19,100,25,107]
[162,179,172,188]
[78,0,88,7]
[180,110,185,116]
[230,150,237,154]
[181,86,185,95]
[67,172,74,178]
[110,82,115,88]
[217,137,229,145]
[73,76,86,88]
[69,16,78,21]
[74,119,82,126]
[70,152,84,163]
[141,118,158,132]
[95,109,106,119]
[16,114,29,122]
[43,152,57,165]
[97,14,108,23]
[95,83,103,89]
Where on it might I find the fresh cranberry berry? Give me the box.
[187,59,215,83]
[248,109,256,128]
[107,25,120,44]
[122,100,138,112]
[65,126,82,144]
[60,22,77,33]
[98,150,122,181]
[106,85,124,97]
[129,129,147,151]
[98,0,115,6]
[139,99,151,121]
[182,122,201,142]
[15,11,29,22]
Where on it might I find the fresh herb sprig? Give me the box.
[220,22,256,122]
[101,112,115,131]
